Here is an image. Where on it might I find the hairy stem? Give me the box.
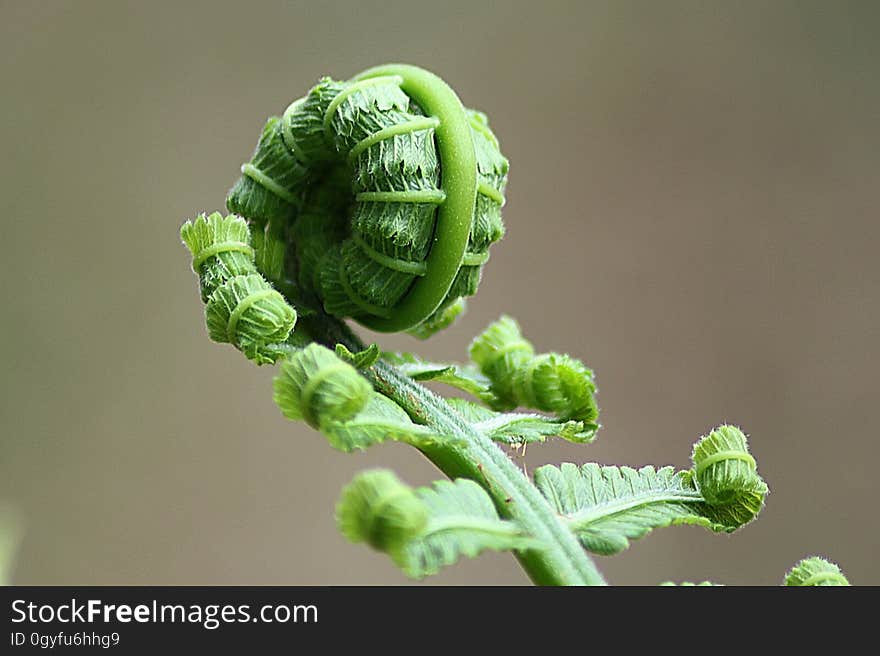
[370,361,607,585]
[312,314,607,586]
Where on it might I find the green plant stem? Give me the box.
[310,314,607,586]
[370,361,607,585]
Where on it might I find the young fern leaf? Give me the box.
[322,393,444,452]
[784,557,850,586]
[336,470,428,557]
[181,213,297,364]
[204,274,297,365]
[448,398,597,445]
[383,351,598,443]
[273,344,441,452]
[335,343,381,369]
[533,426,768,555]
[226,66,508,336]
[180,211,255,301]
[535,464,712,555]
[470,316,599,423]
[274,344,372,427]
[402,478,540,578]
[382,351,496,404]
[337,471,539,579]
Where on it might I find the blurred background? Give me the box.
[1,0,878,585]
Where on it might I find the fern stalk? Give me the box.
[313,314,606,586]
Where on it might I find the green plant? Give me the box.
[180,64,848,586]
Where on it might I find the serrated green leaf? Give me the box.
[321,393,439,452]
[335,343,381,369]
[336,470,428,554]
[382,352,497,403]
[446,398,597,445]
[534,463,763,556]
[395,479,540,578]
[784,556,850,586]
[469,317,599,423]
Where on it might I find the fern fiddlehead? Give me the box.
[180,63,849,586]
[663,555,851,586]
[273,344,372,429]
[470,316,598,422]
[181,213,297,364]
[226,64,507,338]
[785,556,850,586]
[533,426,767,556]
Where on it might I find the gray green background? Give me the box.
[1,0,877,585]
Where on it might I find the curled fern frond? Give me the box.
[385,347,598,442]
[226,115,312,228]
[204,274,296,365]
[470,316,598,422]
[225,64,508,336]
[336,470,429,555]
[273,344,372,428]
[784,557,850,586]
[511,353,598,423]
[689,425,768,518]
[182,213,297,364]
[469,315,534,402]
[534,427,768,556]
[337,471,539,579]
[274,346,438,452]
[180,212,256,301]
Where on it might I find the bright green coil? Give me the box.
[226,64,508,337]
